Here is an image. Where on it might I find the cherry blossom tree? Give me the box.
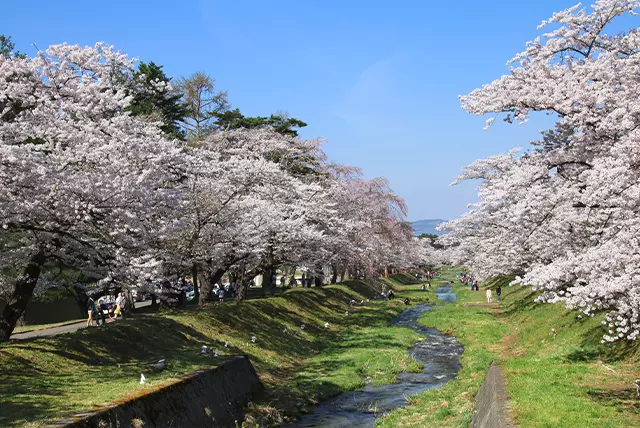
[159,128,331,303]
[443,0,640,341]
[0,43,184,340]
[0,41,428,340]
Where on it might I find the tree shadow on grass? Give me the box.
[389,274,421,286]
[566,324,640,363]
[586,388,640,414]
[294,358,360,400]
[342,279,387,296]
[501,289,542,316]
[0,316,222,427]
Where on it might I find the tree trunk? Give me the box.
[236,269,247,301]
[72,284,90,318]
[192,263,199,303]
[314,268,324,287]
[0,250,46,341]
[261,266,275,297]
[330,263,338,284]
[198,268,226,305]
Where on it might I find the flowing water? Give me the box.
[287,285,463,427]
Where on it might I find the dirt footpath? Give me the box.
[472,362,516,428]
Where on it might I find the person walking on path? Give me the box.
[486,288,493,303]
[86,297,97,327]
[496,286,502,301]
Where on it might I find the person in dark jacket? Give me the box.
[86,297,97,327]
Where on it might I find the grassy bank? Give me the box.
[0,277,431,427]
[378,269,640,427]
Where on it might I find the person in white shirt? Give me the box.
[114,292,126,319]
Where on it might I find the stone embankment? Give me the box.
[43,356,262,428]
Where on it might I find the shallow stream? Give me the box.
[287,285,463,427]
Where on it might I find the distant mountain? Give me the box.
[410,219,446,236]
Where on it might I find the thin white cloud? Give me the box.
[336,55,406,133]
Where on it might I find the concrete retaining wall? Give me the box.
[43,356,263,428]
[472,362,515,428]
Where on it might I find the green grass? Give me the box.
[497,283,640,428]
[293,322,422,401]
[0,278,433,427]
[376,270,640,428]
[378,268,508,427]
[5,267,637,427]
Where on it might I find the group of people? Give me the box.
[278,273,314,288]
[86,292,128,327]
[211,282,237,302]
[458,272,503,301]
[416,271,437,280]
[458,273,480,291]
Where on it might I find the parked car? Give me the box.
[131,289,147,302]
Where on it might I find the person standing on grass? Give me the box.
[496,286,502,301]
[486,288,493,303]
[114,292,126,319]
[86,297,97,326]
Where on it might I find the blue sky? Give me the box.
[2,0,589,220]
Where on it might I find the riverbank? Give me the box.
[379,274,640,427]
[0,275,442,427]
[288,299,463,427]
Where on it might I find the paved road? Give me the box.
[11,288,291,340]
[10,300,152,340]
